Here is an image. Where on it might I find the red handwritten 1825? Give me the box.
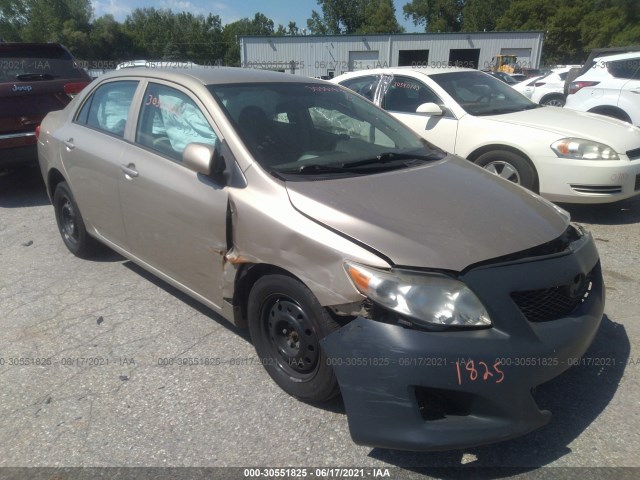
[455,359,505,385]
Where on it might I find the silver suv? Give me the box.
[565,52,640,125]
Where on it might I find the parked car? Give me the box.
[0,42,91,169]
[508,73,529,82]
[512,74,546,99]
[563,46,640,97]
[564,52,640,125]
[530,67,579,106]
[483,70,519,84]
[38,67,604,451]
[333,67,640,204]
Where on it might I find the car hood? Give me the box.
[486,107,640,153]
[285,156,569,271]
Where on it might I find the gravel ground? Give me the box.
[1,168,638,479]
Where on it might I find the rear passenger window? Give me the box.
[339,75,380,102]
[607,59,640,79]
[136,83,217,161]
[76,81,138,137]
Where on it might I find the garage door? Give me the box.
[349,51,380,71]
[500,48,532,68]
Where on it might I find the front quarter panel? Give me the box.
[224,165,390,307]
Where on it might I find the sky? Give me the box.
[90,0,421,33]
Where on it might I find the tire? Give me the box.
[474,150,537,192]
[248,274,340,402]
[53,181,100,258]
[590,107,632,124]
[540,95,565,107]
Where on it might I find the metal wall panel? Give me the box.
[239,32,544,78]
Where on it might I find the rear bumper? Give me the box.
[0,132,38,168]
[322,232,604,451]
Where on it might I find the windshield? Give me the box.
[0,44,88,81]
[430,71,538,116]
[208,82,443,177]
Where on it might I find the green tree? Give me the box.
[123,8,175,58]
[461,0,511,32]
[222,13,275,66]
[87,14,134,61]
[0,0,92,43]
[0,0,29,40]
[307,0,403,34]
[288,21,300,35]
[579,0,640,50]
[403,0,463,32]
[307,10,329,34]
[495,0,587,64]
[122,8,225,63]
[358,0,404,33]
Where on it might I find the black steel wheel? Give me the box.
[248,274,340,402]
[53,181,100,257]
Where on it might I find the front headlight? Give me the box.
[344,262,492,330]
[551,138,619,160]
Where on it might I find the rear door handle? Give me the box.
[63,138,74,149]
[120,163,139,178]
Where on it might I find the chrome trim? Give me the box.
[0,132,36,140]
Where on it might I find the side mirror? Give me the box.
[415,102,443,116]
[183,142,230,185]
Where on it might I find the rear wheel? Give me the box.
[248,274,340,402]
[53,181,101,258]
[540,94,565,107]
[474,150,537,192]
[590,107,632,124]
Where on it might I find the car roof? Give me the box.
[593,51,640,63]
[335,66,477,81]
[96,66,328,86]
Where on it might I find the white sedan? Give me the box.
[332,67,640,204]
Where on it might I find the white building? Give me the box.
[239,31,544,79]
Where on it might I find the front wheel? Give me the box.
[474,150,537,192]
[248,275,340,402]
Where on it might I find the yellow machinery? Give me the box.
[493,54,521,74]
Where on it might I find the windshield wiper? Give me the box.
[476,107,524,116]
[346,151,443,168]
[16,73,58,81]
[276,151,442,176]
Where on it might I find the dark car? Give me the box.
[483,70,519,84]
[0,42,91,169]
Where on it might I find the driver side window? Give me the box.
[382,76,441,113]
[136,83,217,162]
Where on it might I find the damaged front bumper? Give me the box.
[321,231,604,451]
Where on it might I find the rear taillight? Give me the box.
[35,125,40,140]
[64,82,90,98]
[568,81,599,95]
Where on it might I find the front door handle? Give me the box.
[63,138,74,149]
[120,163,139,178]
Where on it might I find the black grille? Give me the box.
[626,147,640,160]
[511,269,594,323]
[635,174,640,191]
